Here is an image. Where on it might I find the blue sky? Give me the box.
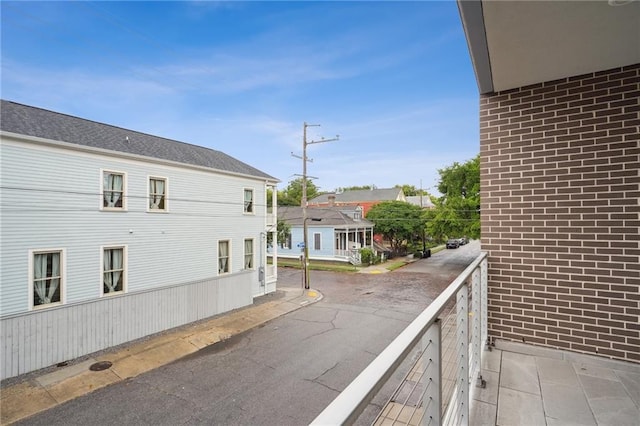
[1,1,479,195]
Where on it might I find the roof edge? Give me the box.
[1,130,280,184]
[457,0,494,94]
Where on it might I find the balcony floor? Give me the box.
[471,340,640,426]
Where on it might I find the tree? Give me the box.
[277,178,319,206]
[335,184,377,192]
[426,155,480,241]
[395,184,427,197]
[266,219,291,248]
[366,201,425,254]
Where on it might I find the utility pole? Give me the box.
[293,122,339,289]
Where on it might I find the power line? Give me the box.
[0,186,268,208]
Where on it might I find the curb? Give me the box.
[0,287,322,425]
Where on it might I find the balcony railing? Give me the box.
[311,252,488,426]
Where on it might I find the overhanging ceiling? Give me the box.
[458,0,640,94]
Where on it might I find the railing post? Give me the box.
[471,267,481,383]
[481,258,488,349]
[423,319,442,425]
[456,284,470,426]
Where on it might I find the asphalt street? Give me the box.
[16,241,481,426]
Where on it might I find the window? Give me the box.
[314,233,321,250]
[32,250,63,308]
[218,240,230,274]
[244,189,254,214]
[103,247,125,294]
[149,177,167,211]
[102,170,126,210]
[244,239,254,269]
[354,206,363,221]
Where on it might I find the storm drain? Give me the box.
[89,361,113,371]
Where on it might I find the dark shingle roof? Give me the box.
[277,206,374,229]
[0,100,277,181]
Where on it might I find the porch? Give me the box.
[470,340,640,425]
[311,252,640,425]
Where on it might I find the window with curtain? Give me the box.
[244,189,254,213]
[244,239,254,269]
[103,171,125,209]
[218,240,230,274]
[103,247,124,294]
[149,177,166,210]
[33,251,62,307]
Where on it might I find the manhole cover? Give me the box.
[89,361,113,371]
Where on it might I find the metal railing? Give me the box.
[311,252,488,426]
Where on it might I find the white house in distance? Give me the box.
[0,100,279,380]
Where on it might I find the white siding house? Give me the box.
[0,100,279,380]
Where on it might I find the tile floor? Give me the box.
[471,341,640,426]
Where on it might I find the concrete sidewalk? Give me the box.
[0,287,322,425]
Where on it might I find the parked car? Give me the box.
[458,237,469,245]
[446,239,460,249]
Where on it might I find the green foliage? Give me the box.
[366,201,425,254]
[426,155,480,241]
[267,219,291,247]
[395,184,428,197]
[267,188,274,208]
[359,247,379,265]
[335,184,377,192]
[277,219,291,247]
[278,178,319,206]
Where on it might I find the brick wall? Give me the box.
[480,64,640,362]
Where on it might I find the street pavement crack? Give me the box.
[305,361,342,393]
[301,310,339,341]
[306,377,341,394]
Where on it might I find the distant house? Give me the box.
[0,100,279,380]
[405,195,435,209]
[272,206,374,264]
[307,187,405,216]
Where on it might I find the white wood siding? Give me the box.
[0,136,273,379]
[0,273,252,379]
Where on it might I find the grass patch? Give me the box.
[385,261,408,271]
[277,259,358,273]
[430,245,445,255]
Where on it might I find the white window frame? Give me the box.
[243,188,254,214]
[28,248,66,310]
[354,206,363,221]
[100,245,128,296]
[218,240,231,274]
[148,176,168,212]
[101,169,127,211]
[244,238,254,270]
[314,232,322,250]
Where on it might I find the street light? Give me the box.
[303,217,321,289]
